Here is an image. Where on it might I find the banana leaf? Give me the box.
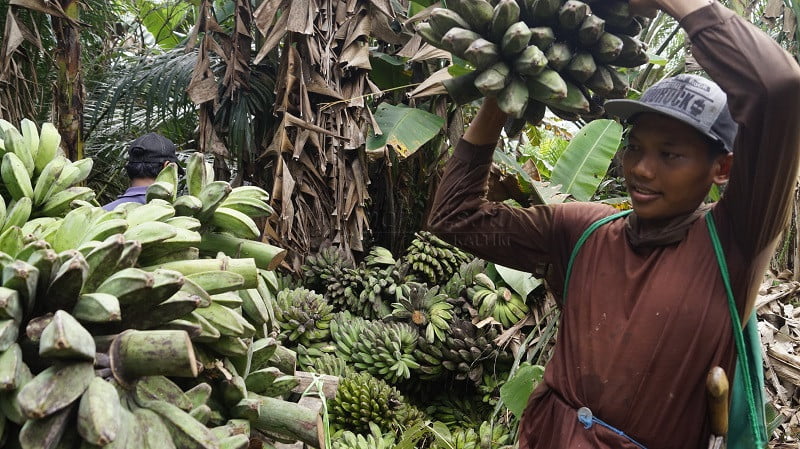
[550,119,623,201]
[366,104,444,159]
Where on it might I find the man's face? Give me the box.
[622,113,727,225]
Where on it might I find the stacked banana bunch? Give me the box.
[0,119,95,224]
[330,311,421,384]
[430,421,513,449]
[390,282,453,344]
[417,0,647,125]
[402,231,472,285]
[467,273,530,327]
[0,119,317,449]
[425,394,492,429]
[328,371,424,436]
[331,423,398,449]
[274,287,333,347]
[414,318,513,383]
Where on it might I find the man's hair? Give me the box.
[707,138,729,161]
[125,146,164,179]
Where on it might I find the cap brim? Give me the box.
[604,99,729,151]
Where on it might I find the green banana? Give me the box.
[185,152,208,198]
[219,197,274,218]
[96,267,154,306]
[45,252,87,312]
[464,38,500,70]
[72,293,121,323]
[18,402,76,449]
[185,271,246,295]
[428,8,471,38]
[174,194,204,217]
[17,361,94,419]
[37,186,95,218]
[134,407,178,449]
[196,181,233,223]
[124,199,175,226]
[146,181,176,203]
[133,376,193,411]
[211,207,261,240]
[143,399,220,449]
[501,21,531,57]
[2,152,34,200]
[3,260,38,314]
[489,0,520,43]
[35,122,63,175]
[448,0,494,34]
[0,343,25,390]
[77,377,121,446]
[39,310,96,361]
[33,156,68,207]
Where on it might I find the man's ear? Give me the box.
[712,153,733,185]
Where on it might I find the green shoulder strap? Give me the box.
[563,210,632,303]
[564,210,767,447]
[705,213,768,449]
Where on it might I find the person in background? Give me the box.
[427,0,800,447]
[102,132,182,210]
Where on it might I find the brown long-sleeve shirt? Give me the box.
[428,4,800,449]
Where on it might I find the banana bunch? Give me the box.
[425,394,492,429]
[327,371,420,435]
[467,273,530,327]
[402,231,472,285]
[273,287,334,347]
[416,0,648,129]
[415,319,513,384]
[331,422,397,449]
[224,337,300,399]
[323,265,366,311]
[363,246,396,267]
[143,153,283,271]
[430,420,513,449]
[303,352,355,377]
[301,245,355,293]
[0,120,96,219]
[330,312,420,384]
[390,282,453,343]
[353,263,408,320]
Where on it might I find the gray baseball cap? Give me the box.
[604,74,738,153]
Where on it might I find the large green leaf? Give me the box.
[366,104,444,158]
[494,264,542,298]
[500,363,545,418]
[550,119,623,201]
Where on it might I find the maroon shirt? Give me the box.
[428,4,800,448]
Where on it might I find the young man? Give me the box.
[427,0,800,447]
[103,132,182,210]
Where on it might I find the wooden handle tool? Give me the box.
[706,366,729,449]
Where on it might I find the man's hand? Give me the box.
[629,0,714,21]
[462,97,507,147]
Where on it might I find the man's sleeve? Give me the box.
[426,139,559,273]
[685,3,800,257]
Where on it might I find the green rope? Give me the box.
[705,213,765,447]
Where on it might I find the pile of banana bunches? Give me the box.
[417,0,648,129]
[0,119,325,449]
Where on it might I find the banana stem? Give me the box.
[141,256,259,288]
[232,396,325,448]
[199,232,286,270]
[109,330,198,385]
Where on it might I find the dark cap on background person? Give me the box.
[604,74,739,153]
[125,132,184,175]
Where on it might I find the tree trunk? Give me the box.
[52,0,83,161]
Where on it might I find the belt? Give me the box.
[577,407,648,449]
